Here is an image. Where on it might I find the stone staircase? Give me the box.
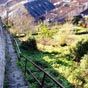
[0,18,6,88]
[5,30,29,88]
[0,18,29,88]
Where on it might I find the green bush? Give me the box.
[70,39,88,62]
[78,20,83,26]
[80,54,88,70]
[84,83,88,88]
[38,23,57,38]
[20,38,37,50]
[68,69,83,87]
[72,17,80,24]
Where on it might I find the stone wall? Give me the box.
[0,17,6,88]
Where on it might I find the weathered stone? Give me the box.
[0,21,5,88]
[5,30,29,88]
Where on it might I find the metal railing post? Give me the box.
[24,58,27,75]
[14,38,21,61]
[40,73,46,88]
[14,38,65,88]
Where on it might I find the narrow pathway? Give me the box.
[5,30,29,88]
[0,18,29,88]
[0,19,6,88]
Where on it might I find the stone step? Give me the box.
[5,30,29,88]
[0,19,6,88]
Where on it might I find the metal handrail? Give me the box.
[14,38,65,88]
[14,39,21,58]
[21,54,64,88]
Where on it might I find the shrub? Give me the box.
[58,32,67,46]
[38,23,57,38]
[53,23,75,46]
[78,20,83,26]
[80,54,88,70]
[84,83,88,88]
[20,37,37,50]
[70,39,88,62]
[72,17,80,24]
[67,69,83,87]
